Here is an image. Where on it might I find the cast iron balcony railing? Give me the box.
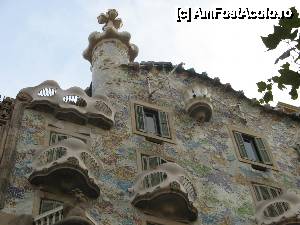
[16,80,115,129]
[129,162,198,223]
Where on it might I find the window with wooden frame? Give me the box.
[141,154,167,171]
[49,131,87,146]
[39,199,63,214]
[131,101,175,143]
[251,183,289,217]
[228,126,276,170]
[141,154,168,188]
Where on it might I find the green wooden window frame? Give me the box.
[49,131,86,145]
[233,131,272,165]
[135,104,171,139]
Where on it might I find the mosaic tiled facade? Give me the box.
[0,9,299,225]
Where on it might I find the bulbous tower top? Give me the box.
[83,9,139,97]
[83,9,139,64]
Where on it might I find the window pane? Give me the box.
[160,158,167,164]
[144,108,161,136]
[242,136,261,162]
[145,113,158,134]
[149,157,160,169]
[150,172,162,186]
[40,199,62,214]
[269,188,280,198]
[142,155,148,170]
[254,186,262,201]
[259,186,272,200]
[49,131,86,145]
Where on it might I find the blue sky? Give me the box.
[0,0,299,106]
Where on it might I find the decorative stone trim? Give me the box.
[129,162,198,223]
[184,85,213,122]
[83,9,138,63]
[0,97,14,125]
[255,191,300,225]
[123,61,300,122]
[29,138,102,199]
[17,80,115,129]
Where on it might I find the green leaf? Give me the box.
[277,83,286,90]
[289,87,298,99]
[289,29,298,40]
[259,99,265,104]
[257,81,267,92]
[263,91,273,103]
[281,62,290,69]
[278,67,300,86]
[279,7,300,29]
[261,35,281,50]
[272,76,286,90]
[273,25,292,40]
[296,38,300,50]
[266,83,272,90]
[275,48,295,64]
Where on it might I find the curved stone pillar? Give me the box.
[83,9,138,97]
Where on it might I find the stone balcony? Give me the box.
[184,85,213,122]
[255,191,300,225]
[129,162,198,223]
[34,204,98,225]
[34,205,63,225]
[17,80,115,129]
[29,138,101,199]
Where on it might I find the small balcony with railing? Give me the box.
[16,80,115,129]
[34,205,63,225]
[129,162,198,223]
[29,138,101,199]
[255,191,300,225]
[33,205,97,225]
[184,85,213,122]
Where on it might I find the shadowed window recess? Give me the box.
[233,131,272,165]
[135,104,170,138]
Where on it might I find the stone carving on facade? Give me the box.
[16,91,33,102]
[95,100,112,116]
[29,138,102,199]
[184,84,213,122]
[255,191,300,225]
[0,97,14,124]
[97,9,123,31]
[83,9,138,63]
[17,80,115,129]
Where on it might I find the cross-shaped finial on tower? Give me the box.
[97,9,123,31]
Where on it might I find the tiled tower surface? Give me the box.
[0,9,299,225]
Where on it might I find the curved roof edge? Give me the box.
[121,61,300,122]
